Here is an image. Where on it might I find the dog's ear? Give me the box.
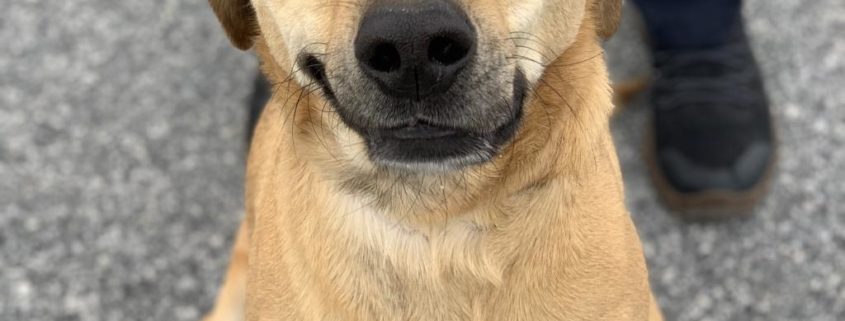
[593,0,622,39]
[209,0,258,50]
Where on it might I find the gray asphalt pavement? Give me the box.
[1,1,843,320]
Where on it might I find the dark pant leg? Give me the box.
[630,0,743,49]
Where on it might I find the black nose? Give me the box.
[354,0,476,99]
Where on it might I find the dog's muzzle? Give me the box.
[305,0,527,171]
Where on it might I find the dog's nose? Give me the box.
[354,0,476,99]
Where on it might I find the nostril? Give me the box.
[428,35,471,66]
[368,42,402,73]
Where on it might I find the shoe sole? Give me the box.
[643,121,778,220]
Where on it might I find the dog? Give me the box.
[203,0,663,320]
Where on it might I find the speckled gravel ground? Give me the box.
[1,1,843,321]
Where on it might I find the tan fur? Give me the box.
[204,0,662,320]
[593,0,622,39]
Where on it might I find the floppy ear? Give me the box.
[593,0,623,39]
[209,0,258,50]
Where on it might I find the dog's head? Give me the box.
[211,0,620,212]
[212,0,619,167]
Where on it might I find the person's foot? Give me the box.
[646,23,776,218]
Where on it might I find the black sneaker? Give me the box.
[646,23,776,218]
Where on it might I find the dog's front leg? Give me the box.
[203,220,249,321]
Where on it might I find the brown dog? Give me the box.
[204,0,663,320]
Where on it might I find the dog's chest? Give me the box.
[326,202,505,319]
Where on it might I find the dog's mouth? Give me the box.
[302,55,527,172]
[365,108,524,171]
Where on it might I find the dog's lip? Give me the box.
[364,108,523,171]
[377,121,464,140]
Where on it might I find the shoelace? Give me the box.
[652,42,762,111]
